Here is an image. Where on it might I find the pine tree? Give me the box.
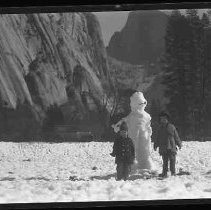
[185,10,210,138]
[162,9,211,139]
[183,9,200,137]
[201,12,211,137]
[197,13,209,137]
[162,10,190,137]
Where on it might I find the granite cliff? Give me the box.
[0,13,113,140]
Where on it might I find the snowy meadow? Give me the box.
[0,141,211,203]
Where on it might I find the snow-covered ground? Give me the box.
[0,141,211,203]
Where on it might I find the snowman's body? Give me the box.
[113,92,155,172]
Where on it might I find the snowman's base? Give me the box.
[129,171,157,180]
[131,162,158,174]
[129,168,159,180]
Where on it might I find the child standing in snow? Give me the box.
[153,112,182,178]
[110,121,135,181]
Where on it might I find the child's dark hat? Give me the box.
[159,111,170,120]
[120,122,128,131]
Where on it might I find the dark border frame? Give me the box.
[0,1,211,209]
[1,198,211,209]
[0,2,211,14]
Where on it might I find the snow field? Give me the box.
[0,141,211,203]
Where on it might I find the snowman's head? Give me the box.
[130,92,147,112]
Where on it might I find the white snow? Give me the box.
[0,141,211,203]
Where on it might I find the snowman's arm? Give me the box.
[146,120,152,136]
[117,117,127,126]
[112,117,127,133]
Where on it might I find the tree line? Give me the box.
[162,9,211,140]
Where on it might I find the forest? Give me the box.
[160,9,211,139]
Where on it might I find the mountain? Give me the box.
[106,10,169,65]
[0,13,113,140]
[108,56,168,119]
[108,56,145,90]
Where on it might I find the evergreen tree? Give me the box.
[162,10,190,137]
[185,10,210,138]
[201,12,211,137]
[162,9,211,138]
[159,9,211,139]
[184,9,201,137]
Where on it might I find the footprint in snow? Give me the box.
[0,177,15,181]
[24,177,50,181]
[184,182,194,188]
[69,176,86,181]
[8,171,14,174]
[157,187,169,193]
[205,170,211,175]
[204,188,211,193]
[177,168,191,176]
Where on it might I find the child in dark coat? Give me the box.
[153,112,182,178]
[110,121,135,181]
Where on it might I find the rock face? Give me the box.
[108,56,145,90]
[0,13,113,140]
[108,55,168,133]
[107,10,169,65]
[107,10,169,124]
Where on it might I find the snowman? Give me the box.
[112,92,156,174]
